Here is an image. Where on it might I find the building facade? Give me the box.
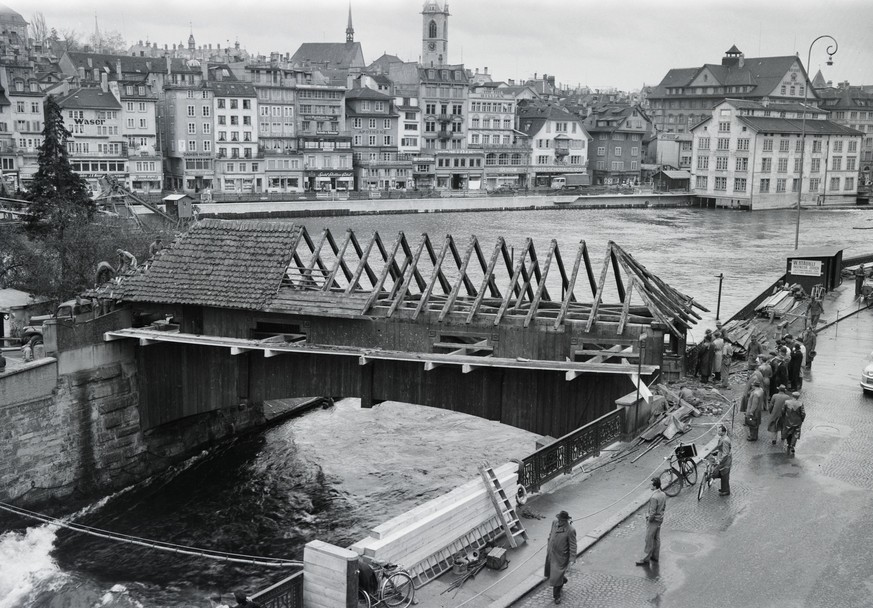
[212,75,260,194]
[296,84,353,191]
[346,87,411,190]
[817,84,873,202]
[518,105,588,188]
[691,99,863,210]
[114,79,162,193]
[1,60,43,189]
[584,104,652,186]
[467,83,530,189]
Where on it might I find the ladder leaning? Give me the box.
[478,461,528,548]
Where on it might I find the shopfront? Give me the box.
[305,170,354,191]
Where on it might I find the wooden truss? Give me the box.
[277,227,707,336]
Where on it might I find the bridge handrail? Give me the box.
[251,570,303,608]
[518,408,624,493]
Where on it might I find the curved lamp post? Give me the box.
[795,35,838,250]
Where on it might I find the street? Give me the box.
[515,308,873,608]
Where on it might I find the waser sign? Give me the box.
[791,259,822,277]
[74,118,107,125]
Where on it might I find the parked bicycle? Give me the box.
[659,443,698,497]
[697,455,718,501]
[357,559,415,608]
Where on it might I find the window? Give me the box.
[761,158,772,172]
[698,137,710,150]
[779,139,790,153]
[218,116,226,126]
[848,140,858,153]
[714,177,727,191]
[845,177,855,190]
[203,140,212,152]
[716,138,730,150]
[187,105,195,117]
[833,140,843,153]
[718,121,730,132]
[353,118,362,128]
[127,118,135,129]
[809,177,820,191]
[597,146,605,156]
[737,138,749,151]
[230,99,238,109]
[369,118,377,129]
[368,135,376,146]
[776,178,786,193]
[760,178,770,193]
[203,123,211,134]
[383,136,392,145]
[243,100,251,110]
[697,156,709,170]
[763,139,773,152]
[733,178,747,192]
[614,147,622,156]
[188,122,196,134]
[631,146,639,157]
[811,158,821,173]
[777,158,788,173]
[716,156,728,170]
[695,176,708,189]
[202,106,210,117]
[243,116,251,126]
[188,140,197,152]
[231,116,238,126]
[384,119,391,129]
[847,157,856,171]
[735,157,748,171]
[794,158,801,173]
[832,156,842,171]
[812,140,822,153]
[830,176,840,191]
[139,119,147,129]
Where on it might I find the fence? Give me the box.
[251,571,304,608]
[518,408,624,493]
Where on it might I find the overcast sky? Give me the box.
[23,0,873,91]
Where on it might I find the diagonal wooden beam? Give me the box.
[424,233,453,295]
[399,232,427,293]
[553,241,575,304]
[374,231,403,283]
[617,274,635,334]
[388,235,428,317]
[553,241,586,329]
[630,276,681,337]
[611,247,625,303]
[325,228,355,286]
[585,243,614,332]
[615,254,693,329]
[514,244,537,311]
[500,239,522,300]
[524,239,557,327]
[474,238,501,298]
[466,237,504,324]
[301,227,330,287]
[346,232,378,294]
[322,229,353,291]
[494,255,527,326]
[582,240,597,297]
[361,234,403,314]
[387,233,417,301]
[414,235,453,319]
[438,237,477,322]
[448,234,478,297]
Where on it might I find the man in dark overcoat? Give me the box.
[544,510,577,604]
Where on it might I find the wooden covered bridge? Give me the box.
[105,219,705,438]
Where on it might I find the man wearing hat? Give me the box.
[782,392,807,455]
[636,477,666,566]
[768,384,790,446]
[545,510,577,604]
[746,378,766,441]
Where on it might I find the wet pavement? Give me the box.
[513,293,873,608]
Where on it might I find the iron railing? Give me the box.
[519,408,624,493]
[251,571,304,608]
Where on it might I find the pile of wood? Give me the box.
[637,385,701,443]
[719,318,770,357]
[349,462,517,587]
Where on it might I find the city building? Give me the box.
[289,8,365,88]
[648,45,818,134]
[816,82,873,202]
[517,104,588,188]
[296,82,353,191]
[583,103,652,186]
[467,82,531,190]
[113,77,162,193]
[346,87,411,190]
[212,71,260,194]
[421,0,449,68]
[55,82,127,195]
[690,98,863,210]
[1,59,42,189]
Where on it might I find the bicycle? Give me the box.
[697,455,718,501]
[357,560,415,608]
[659,444,698,497]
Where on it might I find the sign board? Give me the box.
[790,259,822,277]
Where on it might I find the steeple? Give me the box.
[346,3,354,43]
[188,22,195,51]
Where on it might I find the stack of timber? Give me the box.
[719,318,770,356]
[348,462,518,588]
[638,385,701,443]
[754,288,797,318]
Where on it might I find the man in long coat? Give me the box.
[768,384,791,446]
[544,510,577,604]
[783,392,807,455]
[712,332,724,382]
[636,477,667,566]
[802,327,817,370]
[746,379,766,441]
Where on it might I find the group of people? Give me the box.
[694,325,733,386]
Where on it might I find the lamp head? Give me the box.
[826,56,833,66]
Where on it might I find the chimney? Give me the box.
[100,71,108,92]
[116,59,122,80]
[87,57,93,68]
[92,68,99,81]
[166,55,172,77]
[738,54,744,68]
[77,66,85,80]
[484,67,488,74]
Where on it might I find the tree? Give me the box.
[25,95,95,297]
[58,28,82,52]
[89,29,127,54]
[28,12,49,47]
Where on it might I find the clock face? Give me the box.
[428,42,436,51]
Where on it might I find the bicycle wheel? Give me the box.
[697,470,707,501]
[681,459,698,486]
[380,571,414,608]
[660,468,681,497]
[357,589,372,608]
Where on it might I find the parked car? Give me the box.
[862,351,873,396]
[20,299,95,345]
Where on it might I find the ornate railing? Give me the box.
[519,408,624,493]
[251,571,304,608]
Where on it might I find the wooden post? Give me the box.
[303,540,359,608]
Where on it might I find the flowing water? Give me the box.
[2,206,871,607]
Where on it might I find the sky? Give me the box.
[21,0,873,91]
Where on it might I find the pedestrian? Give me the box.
[707,424,733,496]
[782,392,807,455]
[747,335,762,370]
[772,353,789,399]
[712,331,724,382]
[698,334,714,383]
[746,378,765,441]
[636,477,666,566]
[544,510,577,604]
[757,355,772,397]
[149,237,165,257]
[22,340,33,363]
[807,298,824,328]
[789,344,803,390]
[768,384,790,446]
[855,264,866,297]
[802,327,817,370]
[720,339,734,388]
[232,591,262,608]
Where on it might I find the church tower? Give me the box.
[346,3,354,43]
[421,1,449,67]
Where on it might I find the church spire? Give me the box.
[346,3,354,43]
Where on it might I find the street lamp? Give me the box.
[795,35,838,250]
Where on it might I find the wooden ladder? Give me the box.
[478,462,528,548]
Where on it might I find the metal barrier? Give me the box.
[518,408,624,493]
[251,570,304,608]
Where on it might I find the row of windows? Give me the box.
[217,131,253,142]
[353,135,393,146]
[596,133,641,141]
[597,146,639,156]
[593,160,638,171]
[469,101,513,113]
[217,99,253,110]
[696,176,857,193]
[353,118,392,129]
[436,157,482,168]
[217,115,252,126]
[70,161,127,172]
[260,106,295,117]
[698,155,858,173]
[125,102,149,113]
[472,118,513,129]
[17,102,41,113]
[472,134,513,145]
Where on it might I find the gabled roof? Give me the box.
[418,65,470,84]
[368,53,402,73]
[650,56,803,99]
[55,87,122,110]
[345,86,391,101]
[63,51,196,76]
[210,81,256,98]
[290,42,365,69]
[120,219,301,310]
[737,116,862,136]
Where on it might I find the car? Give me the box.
[20,299,95,345]
[862,351,873,396]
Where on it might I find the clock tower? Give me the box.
[421,1,449,67]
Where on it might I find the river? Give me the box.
[1,205,871,607]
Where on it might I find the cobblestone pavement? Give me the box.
[514,309,873,608]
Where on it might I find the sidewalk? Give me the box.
[411,393,733,608]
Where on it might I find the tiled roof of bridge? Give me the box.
[120,219,300,310]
